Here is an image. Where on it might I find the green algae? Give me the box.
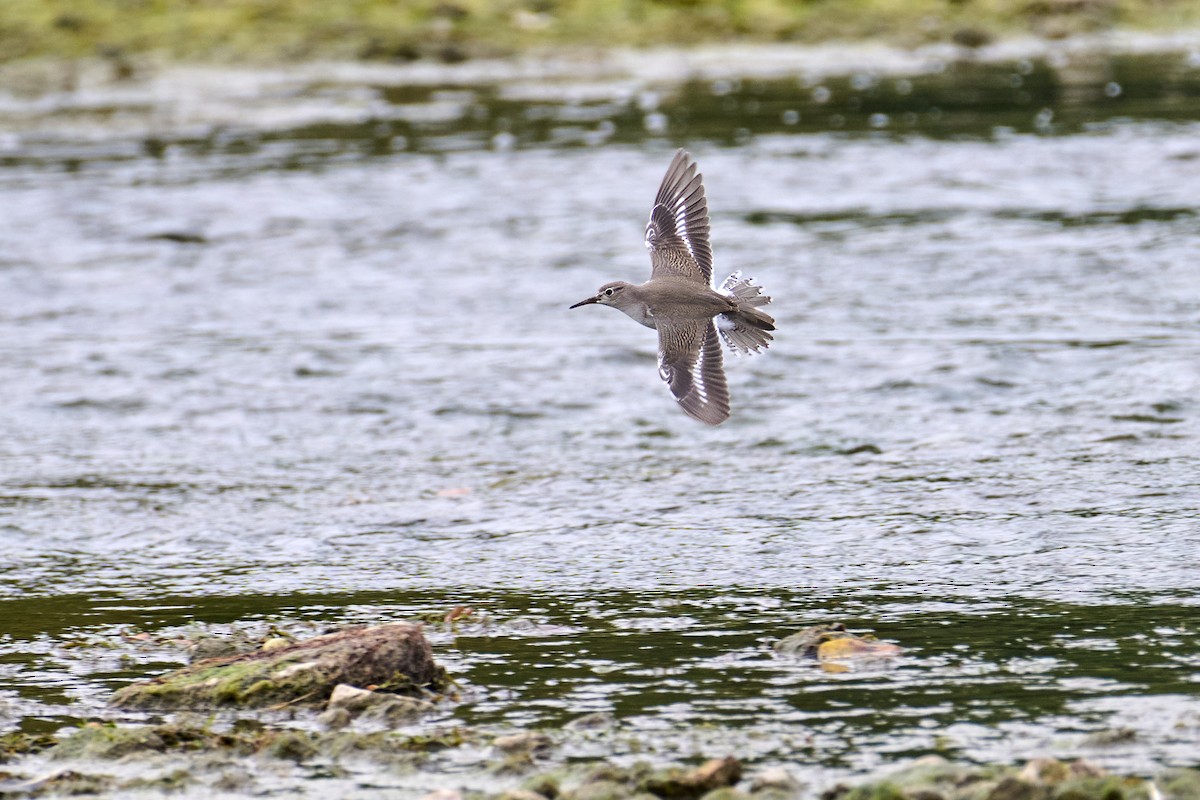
[838,784,910,800]
[113,653,320,709]
[44,720,477,764]
[820,760,1167,800]
[47,724,167,761]
[0,731,59,762]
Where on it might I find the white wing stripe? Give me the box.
[693,337,709,402]
[674,200,695,260]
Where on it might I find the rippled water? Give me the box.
[1,41,1199,795]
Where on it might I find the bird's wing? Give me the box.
[644,149,713,286]
[657,319,730,425]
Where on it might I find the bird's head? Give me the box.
[569,281,632,310]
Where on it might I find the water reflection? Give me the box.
[2,50,1200,171]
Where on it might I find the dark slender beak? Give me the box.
[569,296,599,309]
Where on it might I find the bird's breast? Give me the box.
[619,303,657,329]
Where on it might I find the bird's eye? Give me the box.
[604,287,615,297]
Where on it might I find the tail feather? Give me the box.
[717,271,775,355]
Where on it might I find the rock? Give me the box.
[1081,728,1137,747]
[693,760,744,790]
[840,783,906,800]
[187,630,257,662]
[327,683,377,712]
[1020,759,1072,785]
[111,622,445,710]
[1068,761,1107,779]
[360,695,434,725]
[566,712,616,730]
[0,770,114,795]
[773,624,900,662]
[874,755,995,795]
[571,780,633,800]
[820,784,851,800]
[493,752,538,776]
[495,732,554,756]
[1156,769,1200,800]
[1055,776,1145,800]
[48,725,165,760]
[643,757,743,799]
[522,774,562,799]
[325,683,433,725]
[501,791,552,800]
[317,707,353,730]
[260,731,318,762]
[587,764,634,784]
[985,776,1047,800]
[907,791,946,800]
[701,789,752,800]
[750,767,802,794]
[421,791,465,800]
[775,624,849,658]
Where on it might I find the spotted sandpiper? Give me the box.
[570,149,774,426]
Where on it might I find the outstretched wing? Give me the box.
[656,319,730,425]
[644,149,713,286]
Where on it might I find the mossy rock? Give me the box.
[110,622,445,710]
[1054,777,1149,800]
[986,777,1052,800]
[48,725,167,760]
[701,788,753,800]
[841,782,908,800]
[260,731,320,762]
[1156,769,1200,800]
[571,780,636,800]
[870,758,1010,800]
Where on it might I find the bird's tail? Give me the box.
[717,271,775,355]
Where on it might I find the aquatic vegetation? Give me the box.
[0,731,58,762]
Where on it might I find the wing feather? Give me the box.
[656,320,730,425]
[644,149,713,285]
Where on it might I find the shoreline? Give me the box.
[0,29,1198,144]
[2,0,1199,69]
[3,717,1197,799]
[4,28,1200,93]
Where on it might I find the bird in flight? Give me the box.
[570,149,774,425]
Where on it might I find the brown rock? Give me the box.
[1019,759,1071,785]
[984,776,1047,800]
[644,757,743,799]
